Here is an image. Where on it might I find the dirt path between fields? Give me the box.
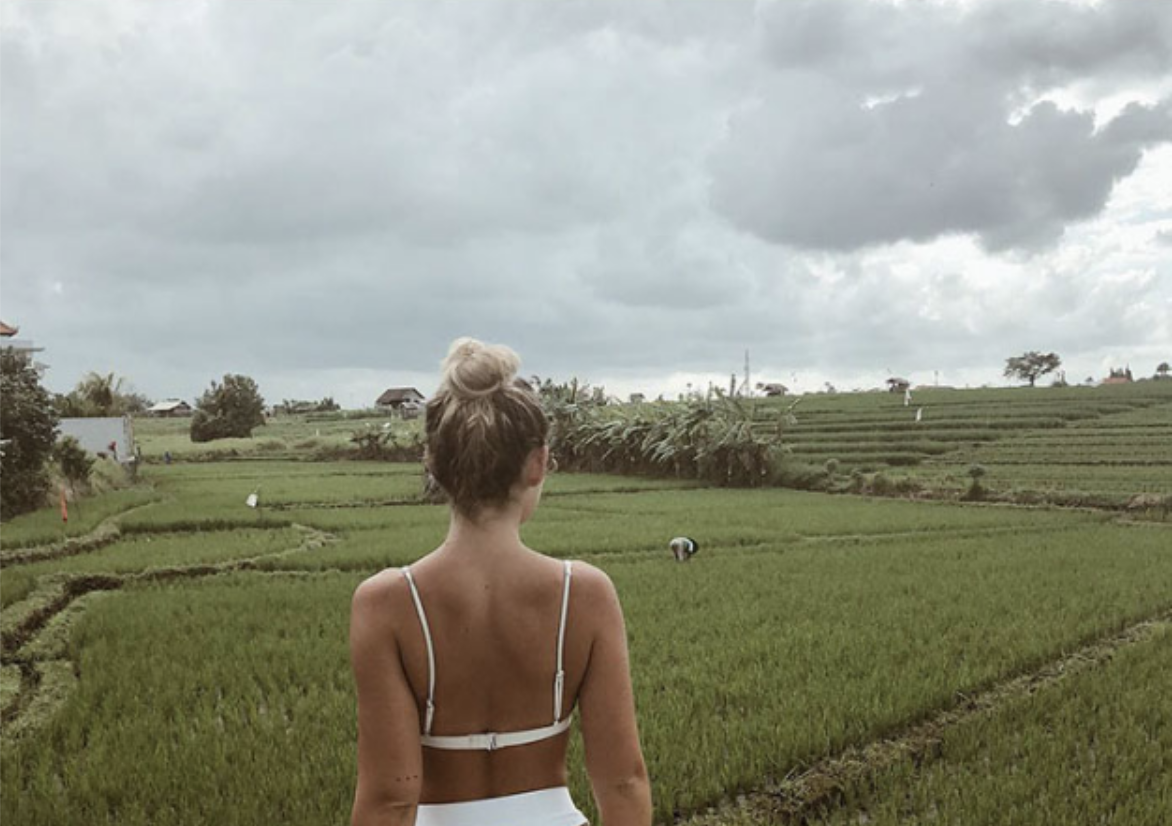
[679,607,1172,826]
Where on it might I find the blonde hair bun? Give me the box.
[440,337,521,400]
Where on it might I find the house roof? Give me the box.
[147,399,192,412]
[376,387,425,405]
[0,321,18,337]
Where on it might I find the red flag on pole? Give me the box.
[60,487,69,523]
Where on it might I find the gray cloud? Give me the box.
[1,0,1169,406]
[710,0,1172,252]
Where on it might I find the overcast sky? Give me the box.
[3,0,1170,407]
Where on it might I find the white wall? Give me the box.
[58,417,135,461]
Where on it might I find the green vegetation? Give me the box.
[1003,351,1061,387]
[0,487,158,552]
[758,382,1171,504]
[134,411,420,462]
[54,436,94,490]
[0,349,59,518]
[4,382,1172,824]
[53,371,150,417]
[808,626,1172,826]
[11,528,303,582]
[190,374,266,442]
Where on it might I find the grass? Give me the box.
[3,503,1171,823]
[758,383,1172,502]
[807,625,1172,826]
[6,528,304,581]
[4,384,1172,824]
[0,487,158,551]
[132,412,421,462]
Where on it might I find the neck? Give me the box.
[442,503,525,560]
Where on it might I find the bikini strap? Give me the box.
[553,560,572,723]
[401,567,436,736]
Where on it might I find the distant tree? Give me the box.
[275,396,342,415]
[190,374,265,442]
[1,349,59,518]
[1004,352,1061,387]
[1156,362,1170,380]
[56,371,150,416]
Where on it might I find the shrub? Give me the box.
[349,426,424,462]
[190,375,265,442]
[56,436,94,489]
[1,349,59,518]
[774,462,831,491]
[544,387,792,488]
[894,476,923,495]
[964,463,988,501]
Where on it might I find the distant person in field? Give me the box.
[350,337,651,826]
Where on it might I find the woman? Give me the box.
[350,338,651,826]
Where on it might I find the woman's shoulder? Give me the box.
[567,560,624,622]
[567,559,614,591]
[350,567,414,631]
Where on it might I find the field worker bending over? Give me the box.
[350,337,651,826]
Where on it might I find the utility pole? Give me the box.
[744,349,751,397]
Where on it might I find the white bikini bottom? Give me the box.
[415,786,587,826]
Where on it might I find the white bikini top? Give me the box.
[400,560,573,751]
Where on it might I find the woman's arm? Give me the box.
[576,566,652,826]
[350,574,424,826]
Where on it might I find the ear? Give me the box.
[524,445,548,487]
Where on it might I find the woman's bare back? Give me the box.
[385,548,598,801]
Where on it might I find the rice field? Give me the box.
[2,384,1171,824]
[804,625,1172,826]
[758,382,1172,503]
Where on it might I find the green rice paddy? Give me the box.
[2,383,1170,824]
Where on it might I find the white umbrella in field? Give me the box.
[246,490,259,508]
[904,387,912,407]
[915,407,923,423]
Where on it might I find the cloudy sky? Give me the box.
[3,0,1170,407]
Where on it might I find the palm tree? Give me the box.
[77,371,124,415]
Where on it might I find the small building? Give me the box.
[399,399,424,420]
[886,377,911,393]
[628,393,646,404]
[1101,367,1133,386]
[147,399,193,417]
[1,320,45,355]
[756,382,787,397]
[376,387,426,410]
[1,320,48,376]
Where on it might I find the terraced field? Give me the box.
[759,382,1172,503]
[3,450,1170,825]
